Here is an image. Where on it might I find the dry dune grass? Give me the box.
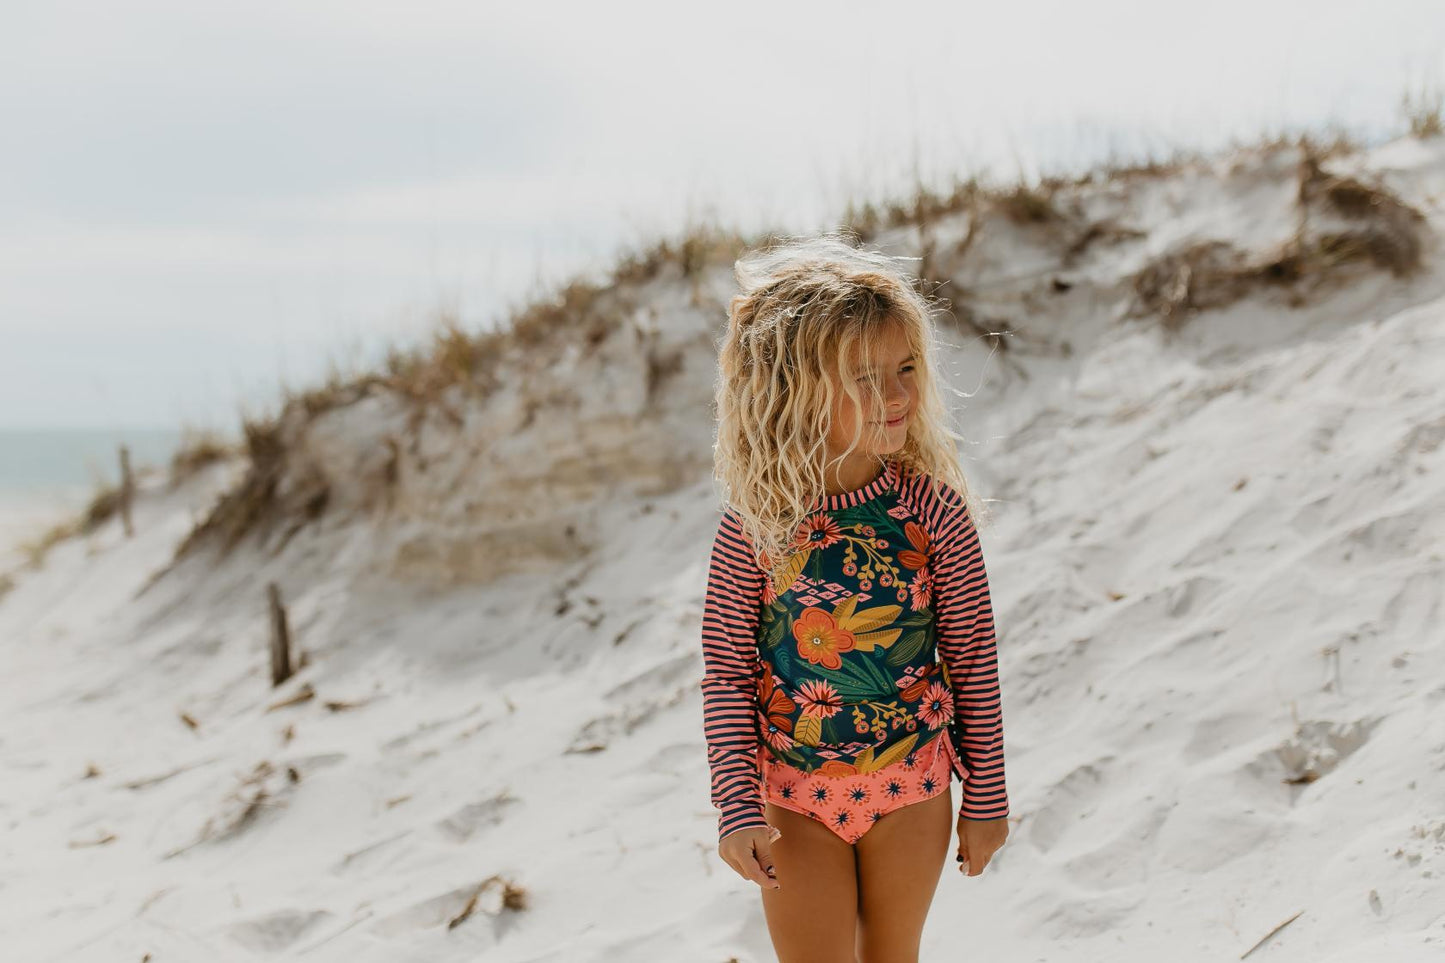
[1402,80,1444,138]
[11,113,1439,576]
[171,414,323,560]
[168,427,234,487]
[165,220,750,563]
[13,479,132,571]
[155,130,1443,564]
[1129,140,1428,329]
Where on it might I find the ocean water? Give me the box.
[0,427,187,553]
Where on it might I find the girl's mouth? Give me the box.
[879,412,908,428]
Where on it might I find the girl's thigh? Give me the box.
[759,801,859,963]
[852,788,952,963]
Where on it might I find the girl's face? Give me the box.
[825,322,918,460]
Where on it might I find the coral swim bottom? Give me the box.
[760,731,956,845]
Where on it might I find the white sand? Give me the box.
[2,135,1443,962]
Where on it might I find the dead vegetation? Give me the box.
[12,475,134,571]
[168,427,234,487]
[447,874,530,930]
[162,759,300,859]
[1401,77,1443,139]
[841,138,1224,245]
[28,118,1428,576]
[1129,136,1428,329]
[171,415,298,558]
[159,219,749,564]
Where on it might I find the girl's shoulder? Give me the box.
[895,461,968,516]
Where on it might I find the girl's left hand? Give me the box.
[956,816,1008,877]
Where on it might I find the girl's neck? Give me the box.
[821,454,887,497]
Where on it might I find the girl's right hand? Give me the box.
[718,824,783,889]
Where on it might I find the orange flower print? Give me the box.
[757,672,797,751]
[793,513,844,550]
[796,679,843,719]
[909,567,933,610]
[916,681,954,730]
[816,759,859,780]
[896,521,931,570]
[792,607,857,669]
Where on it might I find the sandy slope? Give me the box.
[2,135,1444,962]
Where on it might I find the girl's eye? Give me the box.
[859,365,915,382]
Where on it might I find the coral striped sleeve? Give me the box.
[909,474,1010,821]
[698,509,771,842]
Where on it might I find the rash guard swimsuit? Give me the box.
[700,457,1011,845]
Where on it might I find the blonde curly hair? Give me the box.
[712,229,987,571]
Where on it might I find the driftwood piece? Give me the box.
[1240,909,1304,959]
[267,582,294,687]
[118,445,135,537]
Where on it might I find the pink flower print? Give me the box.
[796,679,843,719]
[763,724,796,753]
[916,681,954,730]
[909,567,933,610]
[793,513,844,550]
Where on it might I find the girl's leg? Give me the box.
[760,801,859,963]
[852,787,952,963]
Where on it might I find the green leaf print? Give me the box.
[760,605,789,652]
[828,654,899,698]
[886,629,930,666]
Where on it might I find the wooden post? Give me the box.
[267,582,294,687]
[118,445,135,537]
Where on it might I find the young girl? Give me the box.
[699,232,1010,962]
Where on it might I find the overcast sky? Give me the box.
[3,0,1442,432]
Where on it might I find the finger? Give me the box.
[752,839,781,890]
[721,847,756,883]
[956,842,970,875]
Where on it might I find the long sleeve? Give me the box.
[924,481,1010,821]
[698,509,770,842]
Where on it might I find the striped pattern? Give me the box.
[895,466,1010,820]
[698,509,771,840]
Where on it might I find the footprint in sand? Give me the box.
[227,908,335,953]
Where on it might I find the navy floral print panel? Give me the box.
[754,462,956,778]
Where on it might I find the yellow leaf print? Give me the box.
[771,549,810,596]
[841,604,903,635]
[862,732,919,773]
[832,594,859,624]
[795,714,822,747]
[852,746,875,771]
[850,627,903,653]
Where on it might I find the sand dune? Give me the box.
[2,134,1443,962]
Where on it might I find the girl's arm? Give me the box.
[927,483,1011,821]
[699,510,771,841]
